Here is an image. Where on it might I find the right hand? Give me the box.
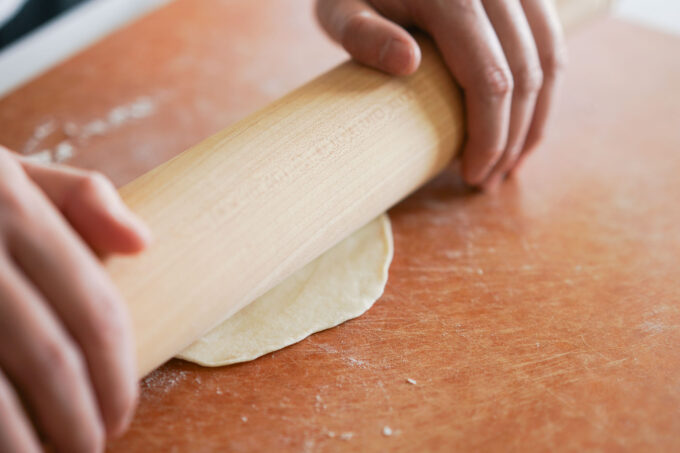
[0,146,151,452]
[316,0,567,190]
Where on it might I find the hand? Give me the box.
[0,146,151,452]
[316,0,566,190]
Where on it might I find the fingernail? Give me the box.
[379,38,413,75]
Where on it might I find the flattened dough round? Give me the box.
[177,214,393,367]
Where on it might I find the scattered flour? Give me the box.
[339,432,354,441]
[33,120,56,140]
[21,95,156,164]
[63,121,78,137]
[23,150,52,164]
[406,378,417,385]
[23,120,56,154]
[382,426,393,437]
[54,141,74,162]
[314,394,327,411]
[345,357,368,367]
[141,368,188,395]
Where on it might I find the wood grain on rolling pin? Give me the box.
[106,0,613,377]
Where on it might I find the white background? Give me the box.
[616,0,680,35]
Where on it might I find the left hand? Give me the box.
[316,0,567,190]
[0,146,150,453]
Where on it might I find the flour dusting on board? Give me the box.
[345,356,369,368]
[140,367,188,398]
[22,96,157,164]
[22,119,56,154]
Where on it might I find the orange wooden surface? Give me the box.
[1,1,679,451]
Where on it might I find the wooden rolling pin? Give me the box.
[106,0,614,377]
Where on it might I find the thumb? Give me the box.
[19,158,152,254]
[316,0,421,75]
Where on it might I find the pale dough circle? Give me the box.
[177,214,393,367]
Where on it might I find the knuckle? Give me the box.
[514,64,543,95]
[541,44,568,78]
[507,146,523,161]
[89,301,128,351]
[339,11,371,47]
[39,337,86,379]
[500,150,521,172]
[478,66,514,98]
[431,0,477,21]
[82,284,134,358]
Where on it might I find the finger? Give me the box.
[479,0,542,190]
[19,158,151,254]
[0,256,105,453]
[512,0,567,174]
[0,370,41,453]
[5,181,138,438]
[418,0,513,185]
[316,0,421,75]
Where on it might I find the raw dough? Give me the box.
[177,214,393,366]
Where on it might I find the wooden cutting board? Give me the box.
[0,1,678,451]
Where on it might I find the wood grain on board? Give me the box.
[0,0,678,451]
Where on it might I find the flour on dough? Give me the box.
[177,214,393,367]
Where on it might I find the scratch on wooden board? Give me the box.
[580,334,613,362]
[510,352,576,370]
